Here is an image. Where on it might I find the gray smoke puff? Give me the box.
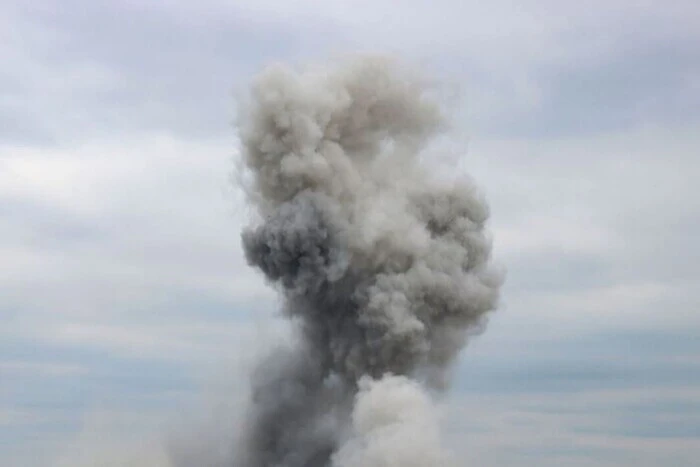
[235,56,504,467]
[242,192,345,296]
[236,345,345,467]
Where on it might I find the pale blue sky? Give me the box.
[1,1,699,466]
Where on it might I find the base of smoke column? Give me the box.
[332,375,452,467]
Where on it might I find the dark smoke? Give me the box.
[232,56,504,467]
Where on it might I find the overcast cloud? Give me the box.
[1,1,699,466]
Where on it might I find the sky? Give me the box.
[1,1,699,466]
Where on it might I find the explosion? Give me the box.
[234,56,503,467]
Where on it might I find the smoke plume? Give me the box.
[234,56,503,467]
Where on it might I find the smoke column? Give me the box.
[234,56,503,467]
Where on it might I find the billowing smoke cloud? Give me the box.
[234,56,503,467]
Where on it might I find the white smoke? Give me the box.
[333,375,452,467]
